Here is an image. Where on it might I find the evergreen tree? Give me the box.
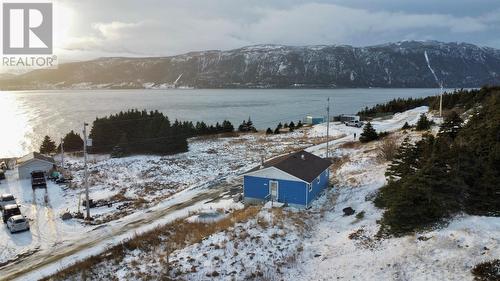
[277,122,283,130]
[381,151,466,236]
[238,117,256,132]
[215,122,222,133]
[358,87,499,118]
[385,137,415,181]
[39,135,56,154]
[274,126,280,134]
[246,117,253,129]
[196,121,208,134]
[222,120,234,132]
[208,125,216,134]
[376,87,500,235]
[284,123,289,128]
[359,122,378,143]
[438,111,463,140]
[416,114,431,131]
[61,130,84,152]
[266,128,273,135]
[117,133,129,151]
[238,120,247,132]
[401,122,411,130]
[289,121,295,130]
[296,120,303,128]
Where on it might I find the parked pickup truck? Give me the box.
[2,204,21,223]
[31,171,47,189]
[0,194,16,210]
[345,120,364,128]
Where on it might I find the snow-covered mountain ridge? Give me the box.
[1,41,499,90]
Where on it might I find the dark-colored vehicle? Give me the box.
[31,171,47,189]
[0,194,16,210]
[2,204,21,223]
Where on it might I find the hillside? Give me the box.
[2,41,500,90]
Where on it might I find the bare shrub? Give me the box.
[377,137,398,162]
[471,259,500,281]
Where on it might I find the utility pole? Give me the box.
[439,89,443,117]
[60,138,64,169]
[326,97,330,159]
[83,122,90,220]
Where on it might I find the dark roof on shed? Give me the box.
[253,150,331,183]
[17,152,55,165]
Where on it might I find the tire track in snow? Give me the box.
[31,191,42,246]
[0,180,232,281]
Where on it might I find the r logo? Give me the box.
[3,2,53,54]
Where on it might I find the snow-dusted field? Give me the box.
[161,109,498,281]
[0,123,328,274]
[3,106,496,281]
[285,133,499,281]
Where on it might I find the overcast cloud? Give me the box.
[55,0,500,61]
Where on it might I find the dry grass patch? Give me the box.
[310,134,346,145]
[339,141,362,149]
[193,132,240,141]
[330,155,350,174]
[110,192,128,202]
[43,206,261,281]
[377,136,399,162]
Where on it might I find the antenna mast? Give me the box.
[439,87,443,117]
[326,97,330,158]
[83,122,90,220]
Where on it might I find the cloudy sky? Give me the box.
[54,0,500,61]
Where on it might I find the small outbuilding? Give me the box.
[304,115,325,125]
[243,150,331,208]
[17,152,55,179]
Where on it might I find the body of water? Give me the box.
[0,88,447,158]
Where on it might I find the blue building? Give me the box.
[304,115,325,125]
[243,150,331,208]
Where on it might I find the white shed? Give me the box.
[17,152,55,179]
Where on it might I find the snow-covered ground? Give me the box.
[285,133,499,281]
[0,171,87,267]
[161,111,499,280]
[0,123,329,274]
[4,106,496,281]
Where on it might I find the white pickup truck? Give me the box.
[345,120,364,128]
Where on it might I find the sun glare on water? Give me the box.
[0,93,33,158]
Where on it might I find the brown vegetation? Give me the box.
[43,206,261,281]
[339,141,362,149]
[194,132,240,140]
[377,137,399,162]
[471,259,500,281]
